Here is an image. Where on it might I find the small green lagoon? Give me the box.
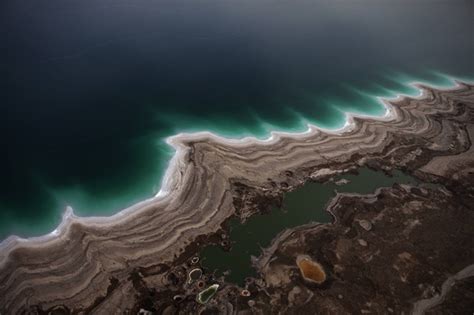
[196,284,220,304]
[201,168,417,285]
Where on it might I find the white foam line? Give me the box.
[0,76,467,263]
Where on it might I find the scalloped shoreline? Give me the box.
[0,77,468,261]
[1,77,473,313]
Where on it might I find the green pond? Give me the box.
[201,168,417,285]
[197,284,220,304]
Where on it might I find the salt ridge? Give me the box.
[0,76,469,263]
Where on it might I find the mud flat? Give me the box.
[0,82,473,314]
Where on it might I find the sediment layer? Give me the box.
[0,81,473,313]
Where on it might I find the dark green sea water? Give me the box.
[1,0,473,240]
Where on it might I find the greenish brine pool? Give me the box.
[201,168,417,285]
[1,0,473,240]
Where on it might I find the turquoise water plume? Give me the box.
[0,73,469,241]
[1,0,472,241]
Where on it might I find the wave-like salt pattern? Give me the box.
[0,73,472,260]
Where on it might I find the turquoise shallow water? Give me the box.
[1,0,473,240]
[0,73,470,241]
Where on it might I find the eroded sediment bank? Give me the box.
[0,81,473,314]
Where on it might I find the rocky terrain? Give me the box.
[0,82,473,314]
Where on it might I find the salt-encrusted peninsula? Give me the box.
[0,81,473,314]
